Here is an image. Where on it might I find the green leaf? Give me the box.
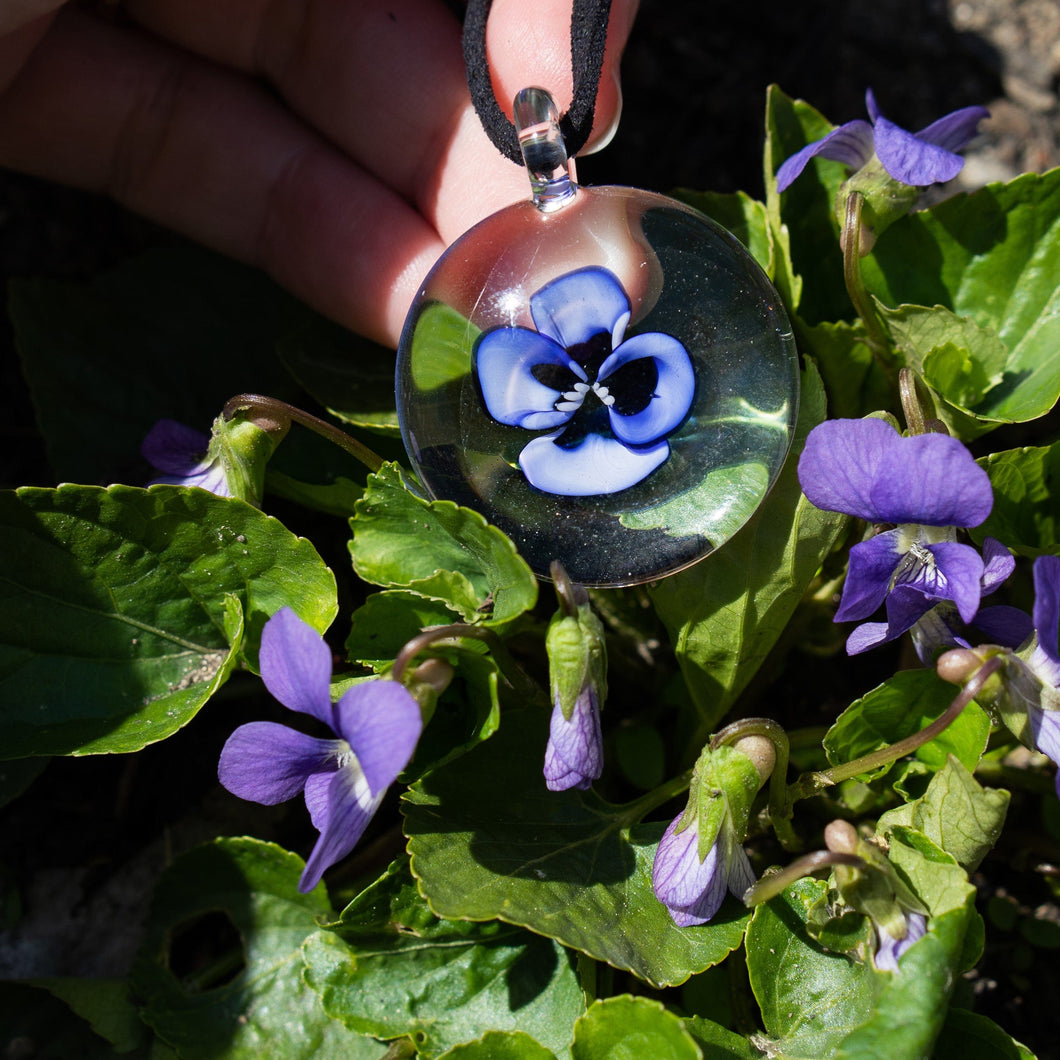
[403,709,749,989]
[746,878,875,1059]
[9,245,301,484]
[974,444,1060,557]
[878,756,1009,875]
[276,311,401,434]
[876,304,1014,433]
[823,669,992,780]
[303,858,582,1060]
[571,996,701,1060]
[673,189,775,278]
[831,829,977,1059]
[132,838,381,1060]
[932,1008,1037,1060]
[650,364,847,738]
[682,1016,760,1059]
[33,977,148,1053]
[437,1033,558,1059]
[350,463,538,625]
[345,590,504,774]
[0,980,141,1059]
[796,319,892,421]
[346,590,463,670]
[862,169,1060,426]
[763,85,847,323]
[0,485,336,757]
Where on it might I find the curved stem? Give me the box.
[787,657,1004,804]
[712,717,799,852]
[223,393,383,473]
[842,192,893,368]
[392,623,548,707]
[550,559,588,614]
[743,850,865,907]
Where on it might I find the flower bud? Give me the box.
[216,413,289,507]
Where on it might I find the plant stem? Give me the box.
[223,393,384,473]
[392,623,548,707]
[842,192,894,370]
[786,657,1003,805]
[743,850,864,907]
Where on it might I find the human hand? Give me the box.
[0,0,636,347]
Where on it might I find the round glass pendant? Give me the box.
[396,89,799,587]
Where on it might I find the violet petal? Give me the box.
[141,419,211,475]
[918,541,986,623]
[299,764,383,892]
[598,332,695,446]
[476,327,583,430]
[874,116,966,185]
[867,434,993,527]
[846,620,894,656]
[652,817,728,927]
[543,686,603,792]
[835,531,904,623]
[332,680,423,797]
[1032,556,1060,672]
[916,105,990,153]
[775,120,875,193]
[798,418,897,521]
[980,537,1016,595]
[259,607,336,727]
[876,911,928,973]
[529,266,631,350]
[1028,705,1060,765]
[519,431,669,496]
[883,583,937,637]
[218,722,341,805]
[974,605,1033,648]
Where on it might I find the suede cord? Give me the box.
[462,0,614,165]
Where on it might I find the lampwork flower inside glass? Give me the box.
[476,267,694,497]
[396,184,800,586]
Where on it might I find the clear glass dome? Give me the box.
[396,182,799,586]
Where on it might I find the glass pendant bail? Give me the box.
[514,87,577,211]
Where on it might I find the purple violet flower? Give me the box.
[652,813,756,927]
[218,608,423,892]
[142,418,230,496]
[544,684,603,792]
[874,910,928,973]
[848,535,1015,661]
[475,266,695,496]
[798,418,995,655]
[776,88,989,192]
[941,556,1060,797]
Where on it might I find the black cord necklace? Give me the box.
[462,0,614,165]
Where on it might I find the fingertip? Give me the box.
[485,0,636,155]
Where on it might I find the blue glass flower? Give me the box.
[776,88,989,192]
[798,418,995,655]
[218,608,423,892]
[142,418,230,496]
[874,910,928,973]
[475,267,695,496]
[652,812,756,927]
[544,684,603,792]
